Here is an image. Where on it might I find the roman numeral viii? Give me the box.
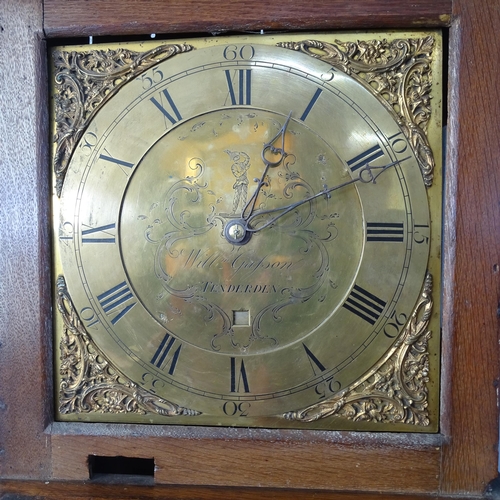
[96,281,136,325]
[343,284,386,325]
[151,333,182,375]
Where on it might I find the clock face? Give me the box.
[56,42,431,427]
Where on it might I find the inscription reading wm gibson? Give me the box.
[182,248,302,275]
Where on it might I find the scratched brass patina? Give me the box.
[52,33,442,431]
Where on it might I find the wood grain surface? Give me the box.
[0,0,52,480]
[1,480,479,500]
[440,0,500,494]
[42,0,452,38]
[1,0,499,497]
[49,425,441,491]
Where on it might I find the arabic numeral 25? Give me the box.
[315,376,341,400]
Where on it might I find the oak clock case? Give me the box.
[52,33,442,431]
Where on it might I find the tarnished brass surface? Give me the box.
[52,33,442,430]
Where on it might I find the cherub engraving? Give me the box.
[225,150,250,214]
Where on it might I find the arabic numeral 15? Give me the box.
[414,222,430,245]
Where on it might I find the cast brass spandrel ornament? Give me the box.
[52,43,193,196]
[57,275,201,417]
[285,272,433,425]
[278,36,435,186]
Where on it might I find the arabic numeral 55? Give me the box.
[139,67,164,90]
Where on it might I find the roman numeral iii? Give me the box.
[366,222,404,242]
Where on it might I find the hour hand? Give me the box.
[240,111,293,221]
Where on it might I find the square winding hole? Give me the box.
[233,309,250,326]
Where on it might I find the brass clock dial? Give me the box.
[53,35,441,430]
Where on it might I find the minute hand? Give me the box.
[246,156,411,233]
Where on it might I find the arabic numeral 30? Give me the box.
[222,401,251,416]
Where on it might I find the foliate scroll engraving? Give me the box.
[52,43,193,196]
[277,37,436,186]
[56,275,200,417]
[285,273,433,426]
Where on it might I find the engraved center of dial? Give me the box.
[120,109,364,355]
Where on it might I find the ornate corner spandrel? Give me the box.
[285,272,433,426]
[56,275,200,418]
[52,43,194,197]
[278,37,435,187]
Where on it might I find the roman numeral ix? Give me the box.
[96,281,136,325]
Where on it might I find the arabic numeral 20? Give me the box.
[383,309,408,338]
